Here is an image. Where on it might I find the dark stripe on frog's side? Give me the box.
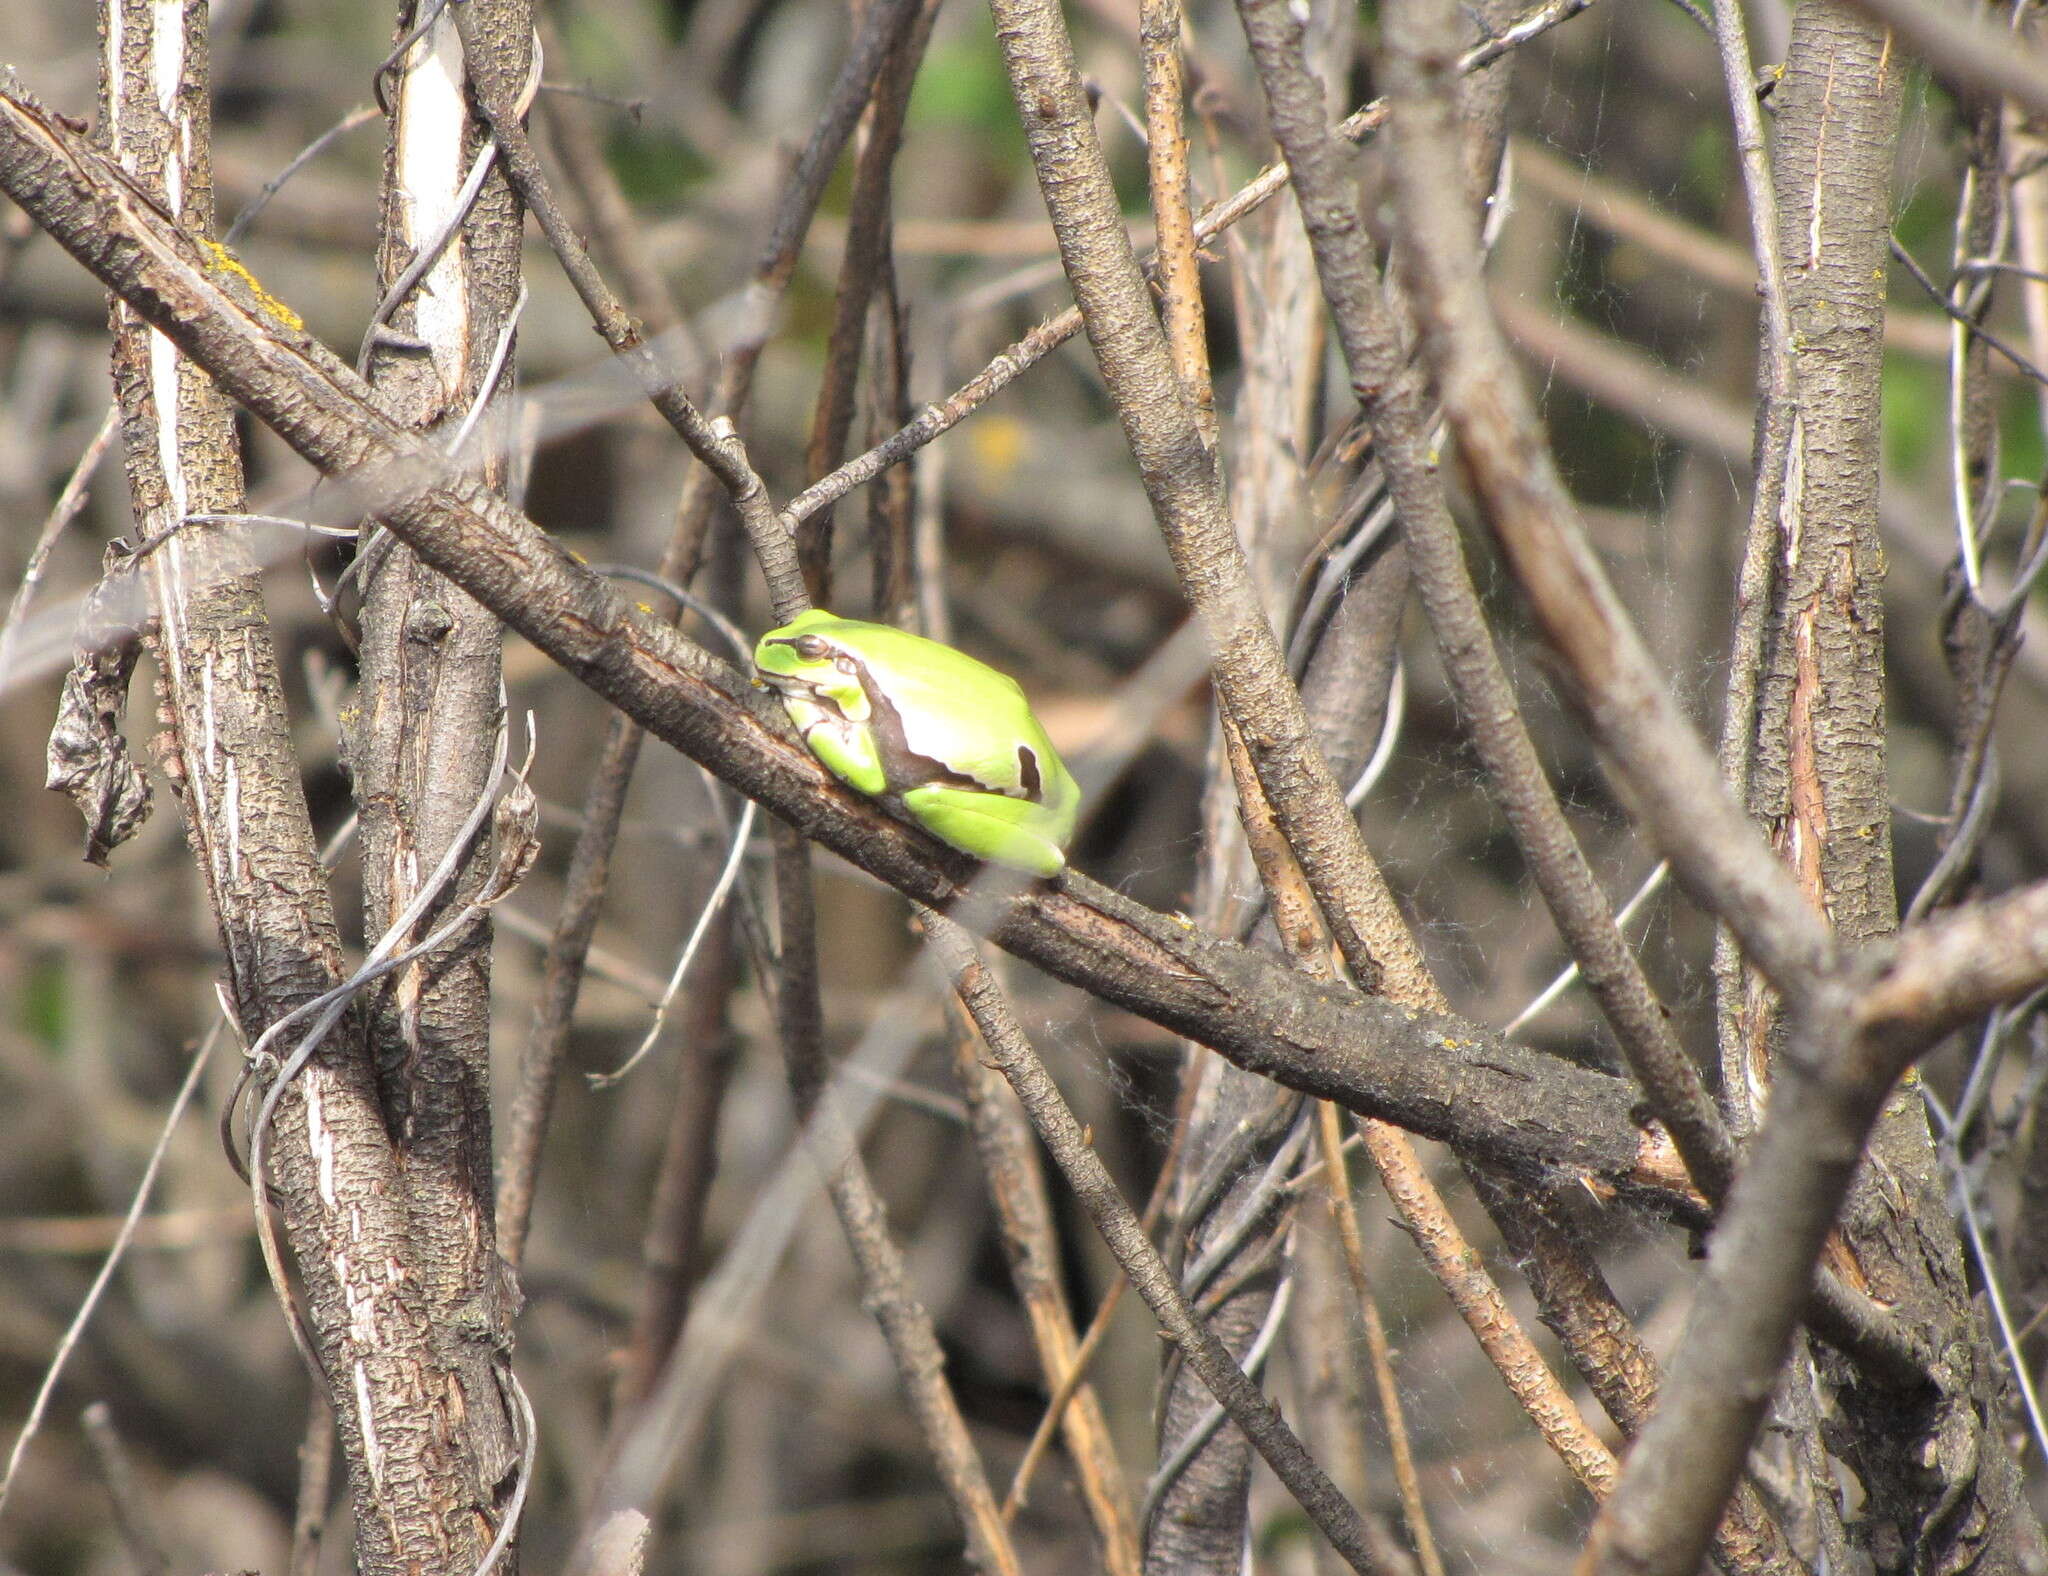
[857,660,1046,801]
[762,637,1045,802]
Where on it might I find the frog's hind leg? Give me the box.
[901,784,1066,878]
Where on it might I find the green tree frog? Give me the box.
[753,610,1080,877]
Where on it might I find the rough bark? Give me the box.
[1755,7,2042,1568]
[93,6,485,1573]
[0,80,1699,1193]
[1145,6,1344,1561]
[351,1,530,1555]
[22,81,2048,1336]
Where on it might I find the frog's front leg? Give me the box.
[785,695,888,796]
[901,783,1066,877]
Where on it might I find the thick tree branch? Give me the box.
[1379,0,1832,1005]
[0,76,1700,1207]
[985,0,1425,1002]
[85,18,475,1576]
[356,5,526,1547]
[1233,0,1737,1208]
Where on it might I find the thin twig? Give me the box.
[449,1,802,614]
[1140,1273,1297,1534]
[1923,1086,2048,1460]
[583,789,755,1088]
[1360,1118,1620,1496]
[1707,0,1800,1036]
[794,0,935,604]
[287,1389,333,1576]
[1001,1099,1189,1523]
[531,49,691,349]
[81,1403,170,1576]
[780,0,1599,534]
[772,836,1023,1576]
[948,994,1141,1575]
[0,1026,217,1527]
[999,1293,1128,1521]
[222,104,380,246]
[929,917,1385,1574]
[1314,1103,1445,1576]
[1507,862,1670,1035]
[471,1366,537,1576]
[0,406,116,688]
[607,912,740,1415]
[1893,236,2048,391]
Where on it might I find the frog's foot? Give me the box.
[902,783,1067,878]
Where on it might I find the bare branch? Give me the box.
[81,1403,170,1576]
[987,0,1417,1002]
[0,1029,216,1528]
[0,406,114,688]
[0,82,1708,1209]
[448,0,800,615]
[930,918,1385,1575]
[771,834,1023,1576]
[1312,1105,1443,1576]
[1377,0,1832,996]
[780,0,1597,534]
[1235,0,1738,1206]
[948,996,1141,1576]
[1838,0,2048,118]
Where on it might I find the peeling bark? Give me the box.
[350,0,531,1558]
[94,4,489,1573]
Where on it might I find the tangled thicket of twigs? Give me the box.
[6,0,2048,1573]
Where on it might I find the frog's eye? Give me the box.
[793,635,831,660]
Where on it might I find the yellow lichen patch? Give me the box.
[199,239,305,333]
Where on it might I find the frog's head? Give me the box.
[752,609,872,721]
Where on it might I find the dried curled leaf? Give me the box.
[45,546,152,865]
[478,772,540,906]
